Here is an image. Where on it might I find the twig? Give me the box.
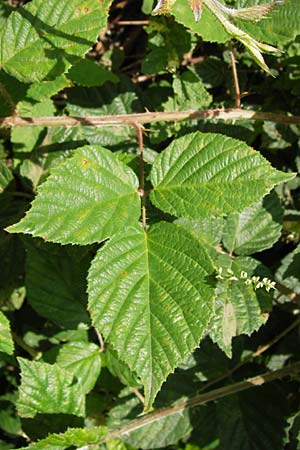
[132,122,147,229]
[253,317,300,358]
[130,387,145,404]
[117,20,150,25]
[229,50,241,108]
[94,327,105,353]
[98,362,300,444]
[1,109,300,129]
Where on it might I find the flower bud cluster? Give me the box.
[216,267,276,292]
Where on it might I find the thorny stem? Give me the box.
[229,49,241,108]
[1,109,300,128]
[96,362,300,445]
[132,122,147,229]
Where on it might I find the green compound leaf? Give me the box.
[17,358,85,418]
[7,145,140,245]
[0,0,112,83]
[150,132,295,219]
[17,426,108,450]
[210,255,271,357]
[223,191,284,256]
[88,222,216,409]
[0,311,14,355]
[57,341,101,394]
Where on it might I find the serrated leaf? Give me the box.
[67,58,119,86]
[217,384,287,450]
[0,311,14,355]
[223,191,283,255]
[164,70,212,111]
[175,216,224,246]
[142,18,191,74]
[24,241,90,328]
[88,222,216,409]
[171,0,229,43]
[26,75,71,102]
[150,132,295,219]
[57,341,101,394]
[0,0,112,82]
[7,145,140,245]
[236,0,300,46]
[11,98,55,154]
[0,233,25,304]
[210,255,272,357]
[62,79,143,147]
[17,358,85,418]
[0,161,13,191]
[105,348,141,388]
[17,426,107,450]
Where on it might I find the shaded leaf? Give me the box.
[217,384,287,450]
[108,390,191,449]
[275,243,300,298]
[222,191,283,255]
[0,0,112,82]
[67,58,119,86]
[0,311,14,355]
[25,240,90,328]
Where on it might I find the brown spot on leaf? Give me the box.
[82,159,89,166]
[76,7,81,12]
[121,271,127,276]
[84,7,89,13]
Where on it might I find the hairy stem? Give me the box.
[1,109,300,129]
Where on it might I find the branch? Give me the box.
[1,108,300,129]
[99,362,300,443]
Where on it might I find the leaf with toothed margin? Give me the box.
[0,311,14,355]
[88,222,216,410]
[150,132,295,220]
[0,0,113,83]
[17,358,85,418]
[6,145,140,245]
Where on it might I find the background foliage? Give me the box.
[0,0,300,449]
